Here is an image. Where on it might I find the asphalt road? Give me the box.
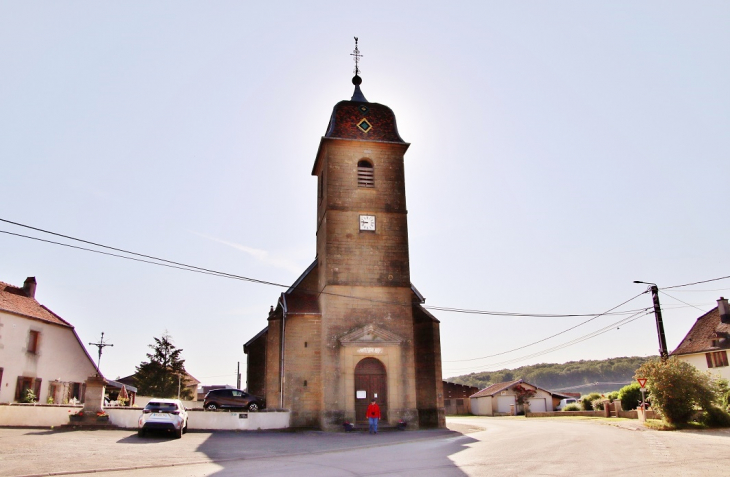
[2,417,730,476]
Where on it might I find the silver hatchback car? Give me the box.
[138,398,188,438]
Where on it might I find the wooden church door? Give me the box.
[354,357,388,423]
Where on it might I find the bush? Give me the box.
[700,406,730,428]
[563,403,581,411]
[635,357,719,424]
[591,398,605,411]
[717,379,730,411]
[581,393,601,411]
[607,391,619,402]
[618,383,643,411]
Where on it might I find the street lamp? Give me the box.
[634,281,669,361]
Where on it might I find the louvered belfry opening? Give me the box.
[357,160,374,187]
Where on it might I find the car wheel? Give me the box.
[183,420,188,434]
[248,403,259,412]
[138,429,145,438]
[175,426,182,439]
[206,403,217,410]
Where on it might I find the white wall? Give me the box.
[0,404,290,430]
[469,396,493,416]
[678,353,730,380]
[0,404,80,426]
[0,311,97,403]
[134,396,204,409]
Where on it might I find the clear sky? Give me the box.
[1,1,729,386]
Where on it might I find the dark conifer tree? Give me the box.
[134,333,193,399]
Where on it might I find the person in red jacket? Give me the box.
[366,399,381,434]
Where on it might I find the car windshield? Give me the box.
[145,402,178,413]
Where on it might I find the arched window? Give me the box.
[357,160,374,188]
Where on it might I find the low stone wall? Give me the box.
[0,404,290,430]
[526,411,602,418]
[0,404,82,427]
[187,409,290,430]
[134,396,204,409]
[526,409,657,419]
[618,410,657,419]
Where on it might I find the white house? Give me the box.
[0,277,99,404]
[671,297,730,379]
[469,379,554,415]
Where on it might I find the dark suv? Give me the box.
[203,389,264,411]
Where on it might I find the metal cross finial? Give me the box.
[88,332,114,376]
[351,36,363,76]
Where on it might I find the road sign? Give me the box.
[637,378,647,388]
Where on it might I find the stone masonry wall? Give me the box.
[282,314,322,428]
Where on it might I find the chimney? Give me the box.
[23,277,37,298]
[719,297,730,324]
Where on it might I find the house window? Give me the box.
[357,160,374,188]
[706,351,729,368]
[69,382,84,402]
[15,376,41,402]
[456,399,464,406]
[444,399,451,406]
[48,383,60,404]
[28,330,40,354]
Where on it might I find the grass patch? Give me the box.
[644,419,707,431]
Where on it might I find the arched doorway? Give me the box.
[354,357,388,423]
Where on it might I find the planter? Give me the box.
[96,415,109,422]
[69,415,83,422]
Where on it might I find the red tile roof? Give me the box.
[0,281,72,328]
[470,380,523,398]
[671,307,730,356]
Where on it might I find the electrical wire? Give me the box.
[0,218,289,288]
[443,309,652,373]
[443,292,649,362]
[0,218,659,319]
[659,290,710,313]
[662,275,730,290]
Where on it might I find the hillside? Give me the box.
[446,356,654,394]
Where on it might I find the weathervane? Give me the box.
[88,332,113,375]
[350,36,363,76]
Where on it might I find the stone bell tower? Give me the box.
[244,40,444,430]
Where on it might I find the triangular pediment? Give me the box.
[339,324,404,347]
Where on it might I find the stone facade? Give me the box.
[244,76,444,430]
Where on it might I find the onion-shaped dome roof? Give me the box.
[324,75,405,144]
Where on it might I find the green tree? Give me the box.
[134,333,193,399]
[635,357,719,424]
[617,382,643,411]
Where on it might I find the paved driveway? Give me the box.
[2,417,730,476]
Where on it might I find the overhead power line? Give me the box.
[0,217,662,319]
[443,291,649,362]
[659,290,709,313]
[662,275,730,290]
[444,309,652,373]
[0,218,288,288]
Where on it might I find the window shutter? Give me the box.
[15,377,24,401]
[706,353,714,368]
[722,351,729,367]
[34,378,42,400]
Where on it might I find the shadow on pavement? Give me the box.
[194,428,478,476]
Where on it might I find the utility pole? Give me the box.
[88,332,114,375]
[237,362,241,389]
[634,281,669,361]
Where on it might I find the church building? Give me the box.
[244,46,444,430]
